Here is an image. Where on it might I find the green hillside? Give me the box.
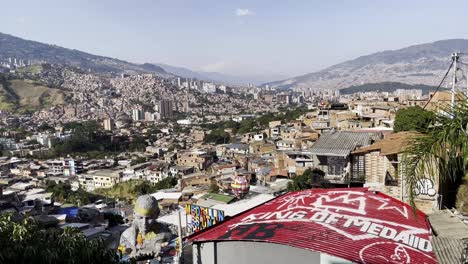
[16,64,44,74]
[0,75,66,112]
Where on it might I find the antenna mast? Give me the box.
[451,52,459,107]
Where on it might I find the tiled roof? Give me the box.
[310,131,380,157]
[352,131,419,156]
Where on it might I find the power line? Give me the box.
[423,59,455,110]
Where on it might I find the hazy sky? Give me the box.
[2,0,468,78]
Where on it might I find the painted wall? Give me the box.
[192,241,351,264]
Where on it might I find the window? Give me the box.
[328,156,347,176]
[385,172,399,186]
[351,155,365,181]
[317,156,328,165]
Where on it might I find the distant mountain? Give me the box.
[155,63,287,86]
[0,32,171,76]
[154,63,208,81]
[339,82,442,95]
[264,39,468,90]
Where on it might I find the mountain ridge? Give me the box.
[155,63,287,86]
[264,39,468,90]
[0,32,171,77]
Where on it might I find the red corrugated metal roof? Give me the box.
[189,188,437,264]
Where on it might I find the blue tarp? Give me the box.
[58,206,79,218]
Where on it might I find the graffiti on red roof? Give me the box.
[190,188,437,264]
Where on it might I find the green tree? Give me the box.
[237,119,258,134]
[131,156,147,166]
[134,181,153,195]
[46,181,96,205]
[38,122,54,132]
[129,136,147,152]
[0,214,118,264]
[394,106,435,133]
[205,129,230,144]
[95,178,178,201]
[287,168,328,191]
[152,176,178,190]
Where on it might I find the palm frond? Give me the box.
[404,94,468,209]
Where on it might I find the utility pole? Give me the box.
[466,65,468,97]
[451,52,460,108]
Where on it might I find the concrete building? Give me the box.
[309,131,380,184]
[103,118,114,131]
[177,150,214,171]
[352,132,441,214]
[132,109,143,121]
[46,160,64,176]
[158,100,173,119]
[88,170,122,189]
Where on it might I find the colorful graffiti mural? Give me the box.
[185,204,225,234]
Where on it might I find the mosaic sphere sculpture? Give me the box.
[231,175,250,198]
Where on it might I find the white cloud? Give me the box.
[235,8,254,17]
[201,62,226,73]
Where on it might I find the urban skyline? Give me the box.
[3,0,468,77]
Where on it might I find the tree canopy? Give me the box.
[51,121,133,158]
[394,106,435,133]
[404,100,468,210]
[287,168,328,191]
[94,177,178,202]
[0,214,118,264]
[204,129,230,144]
[46,181,100,206]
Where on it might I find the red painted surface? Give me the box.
[189,188,437,264]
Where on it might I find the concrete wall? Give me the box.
[193,241,351,264]
[363,151,439,214]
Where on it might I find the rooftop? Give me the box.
[226,143,249,150]
[189,188,436,264]
[151,191,183,201]
[201,193,235,204]
[428,209,468,264]
[352,131,418,156]
[310,131,380,157]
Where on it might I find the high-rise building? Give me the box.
[276,94,292,105]
[103,118,114,131]
[334,90,340,98]
[145,112,156,122]
[132,109,143,121]
[158,100,173,119]
[63,159,76,177]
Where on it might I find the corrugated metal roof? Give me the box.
[310,131,380,157]
[189,188,436,264]
[431,237,463,264]
[428,209,468,263]
[227,143,249,150]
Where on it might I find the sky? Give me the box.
[2,0,468,79]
